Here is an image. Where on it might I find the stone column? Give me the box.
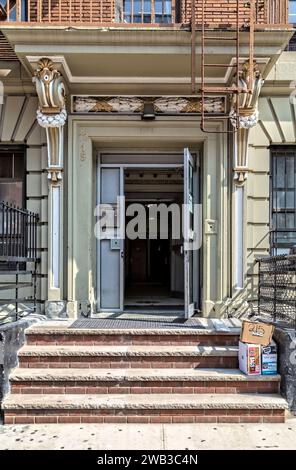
[33,58,67,318]
[230,61,264,290]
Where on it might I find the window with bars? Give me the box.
[270,147,296,255]
[120,0,174,24]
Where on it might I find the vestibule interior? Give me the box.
[124,168,184,310]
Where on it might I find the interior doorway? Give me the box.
[124,168,184,310]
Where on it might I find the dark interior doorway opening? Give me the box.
[124,168,184,310]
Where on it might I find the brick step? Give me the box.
[25,325,240,347]
[9,368,280,395]
[18,345,239,369]
[3,393,287,424]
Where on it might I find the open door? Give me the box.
[184,148,197,318]
[97,165,125,312]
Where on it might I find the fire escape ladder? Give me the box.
[192,0,256,133]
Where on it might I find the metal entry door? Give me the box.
[97,166,124,311]
[184,148,200,318]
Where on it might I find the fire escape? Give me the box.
[191,0,258,133]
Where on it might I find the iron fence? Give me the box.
[258,254,296,329]
[0,202,40,326]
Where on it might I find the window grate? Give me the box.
[270,147,296,255]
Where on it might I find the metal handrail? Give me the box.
[0,202,40,326]
[257,253,296,330]
[0,201,39,262]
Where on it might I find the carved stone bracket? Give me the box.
[33,58,67,182]
[230,61,264,186]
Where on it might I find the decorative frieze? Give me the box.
[72,95,225,115]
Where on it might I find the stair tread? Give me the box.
[26,320,241,336]
[19,344,239,357]
[2,393,288,410]
[10,367,280,382]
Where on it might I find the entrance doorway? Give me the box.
[97,150,201,318]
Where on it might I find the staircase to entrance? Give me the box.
[2,319,287,424]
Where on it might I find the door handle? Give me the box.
[121,251,124,258]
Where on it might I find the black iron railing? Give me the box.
[258,254,296,329]
[0,202,40,325]
[0,202,38,262]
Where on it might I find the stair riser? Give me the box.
[26,334,240,347]
[11,380,279,395]
[19,356,239,369]
[4,409,285,425]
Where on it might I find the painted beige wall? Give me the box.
[0,95,48,311]
[66,116,230,318]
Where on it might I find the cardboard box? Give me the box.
[239,341,261,376]
[262,341,278,376]
[240,320,274,347]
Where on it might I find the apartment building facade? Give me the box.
[0,0,294,320]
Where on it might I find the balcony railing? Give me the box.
[0,1,290,26]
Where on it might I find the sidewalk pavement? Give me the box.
[0,419,296,450]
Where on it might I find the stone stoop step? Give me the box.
[25,325,241,346]
[3,393,288,424]
[18,345,239,368]
[2,321,289,425]
[9,368,281,394]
